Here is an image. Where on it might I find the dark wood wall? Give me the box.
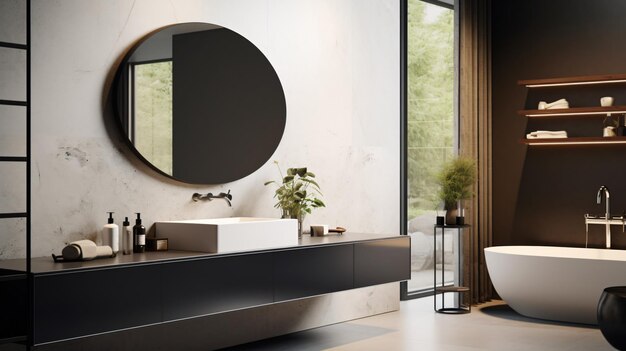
[492,0,626,248]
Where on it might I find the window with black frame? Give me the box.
[403,0,458,298]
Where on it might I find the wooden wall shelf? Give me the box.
[519,73,626,88]
[518,106,626,117]
[519,74,626,147]
[521,136,626,146]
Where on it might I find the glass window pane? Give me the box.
[0,47,26,102]
[0,162,26,214]
[406,0,455,294]
[0,0,27,45]
[0,105,26,157]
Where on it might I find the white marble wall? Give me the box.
[0,0,400,346]
[18,0,400,258]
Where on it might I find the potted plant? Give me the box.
[437,157,476,225]
[264,161,325,237]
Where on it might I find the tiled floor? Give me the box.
[222,297,614,351]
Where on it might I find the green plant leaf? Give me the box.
[301,178,321,189]
[313,199,325,207]
[436,156,476,208]
[265,163,325,218]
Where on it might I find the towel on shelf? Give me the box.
[538,99,569,110]
[526,130,568,139]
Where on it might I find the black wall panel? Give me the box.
[492,0,626,248]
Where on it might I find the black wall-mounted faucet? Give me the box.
[192,190,232,207]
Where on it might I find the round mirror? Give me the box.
[114,23,286,184]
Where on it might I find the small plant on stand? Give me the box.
[437,156,476,225]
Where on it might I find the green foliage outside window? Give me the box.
[407,0,454,220]
[135,61,173,175]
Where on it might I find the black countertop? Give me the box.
[0,232,403,274]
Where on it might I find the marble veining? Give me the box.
[0,0,400,345]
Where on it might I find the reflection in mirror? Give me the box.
[114,23,286,184]
[134,61,173,175]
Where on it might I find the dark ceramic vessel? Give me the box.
[598,286,626,350]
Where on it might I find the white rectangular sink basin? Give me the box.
[156,217,298,253]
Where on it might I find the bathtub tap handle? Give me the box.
[585,214,590,248]
[596,186,611,249]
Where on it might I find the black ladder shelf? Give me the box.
[0,0,31,346]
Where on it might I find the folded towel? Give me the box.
[528,130,568,136]
[526,130,568,139]
[546,103,569,110]
[538,99,569,110]
[526,134,568,139]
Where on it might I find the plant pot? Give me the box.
[282,210,305,238]
[445,207,458,226]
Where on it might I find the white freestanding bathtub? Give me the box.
[485,245,626,325]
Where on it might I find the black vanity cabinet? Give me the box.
[161,253,274,321]
[33,264,162,344]
[25,235,409,349]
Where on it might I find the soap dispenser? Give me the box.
[122,217,132,255]
[102,212,119,255]
[133,213,146,253]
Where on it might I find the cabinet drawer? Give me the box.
[33,264,161,344]
[354,237,410,288]
[273,245,353,301]
[161,254,273,321]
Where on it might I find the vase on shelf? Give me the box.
[444,201,466,226]
[445,203,458,226]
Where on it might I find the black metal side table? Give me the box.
[433,224,471,314]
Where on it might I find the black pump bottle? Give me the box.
[133,213,146,253]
